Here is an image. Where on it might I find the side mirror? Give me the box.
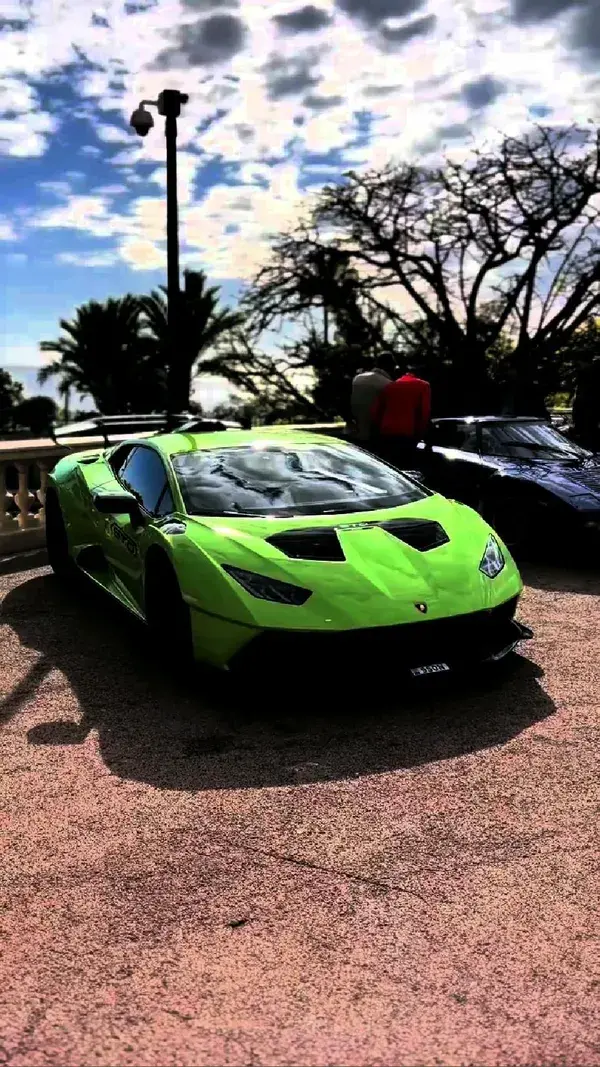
[93,490,142,520]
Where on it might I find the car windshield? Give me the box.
[480,422,589,460]
[171,443,429,517]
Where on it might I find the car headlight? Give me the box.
[222,565,312,605]
[479,534,505,579]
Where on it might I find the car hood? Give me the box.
[178,494,522,630]
[492,454,600,507]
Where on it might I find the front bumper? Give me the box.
[230,596,533,677]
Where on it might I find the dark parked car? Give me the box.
[417,416,600,553]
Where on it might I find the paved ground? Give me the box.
[0,553,599,1067]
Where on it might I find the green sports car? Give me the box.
[45,427,532,677]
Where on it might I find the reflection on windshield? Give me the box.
[480,422,588,460]
[172,444,429,517]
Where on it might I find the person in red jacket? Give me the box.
[370,359,431,468]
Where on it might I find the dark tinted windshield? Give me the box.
[430,422,478,450]
[480,422,588,460]
[172,443,429,517]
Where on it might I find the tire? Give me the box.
[45,490,76,581]
[144,554,194,666]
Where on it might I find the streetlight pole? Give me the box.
[130,89,188,429]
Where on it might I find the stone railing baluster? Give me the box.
[1,459,20,540]
[36,459,49,526]
[0,439,69,556]
[15,461,36,531]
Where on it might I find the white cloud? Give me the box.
[146,151,200,206]
[182,161,319,278]
[0,217,17,241]
[0,75,59,157]
[32,195,117,234]
[3,0,598,288]
[55,250,119,267]
[37,180,74,196]
[92,183,129,195]
[95,124,132,144]
[25,161,313,279]
[119,236,166,270]
[0,114,58,158]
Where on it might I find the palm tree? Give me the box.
[138,269,244,412]
[39,295,164,414]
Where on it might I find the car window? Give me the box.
[480,422,587,459]
[430,423,478,451]
[109,444,135,476]
[171,442,430,518]
[118,446,174,515]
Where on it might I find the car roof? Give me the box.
[431,415,545,424]
[131,426,349,459]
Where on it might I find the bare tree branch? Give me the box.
[245,124,600,393]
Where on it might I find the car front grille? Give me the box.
[232,595,520,672]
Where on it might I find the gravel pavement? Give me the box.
[0,554,598,1067]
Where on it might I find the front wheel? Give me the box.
[144,555,194,666]
[45,491,76,581]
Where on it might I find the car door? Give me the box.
[418,422,486,506]
[104,444,175,606]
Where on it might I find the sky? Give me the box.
[1,0,599,407]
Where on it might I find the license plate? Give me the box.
[410,662,450,677]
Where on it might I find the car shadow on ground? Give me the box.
[0,548,49,577]
[520,559,600,596]
[1,573,555,791]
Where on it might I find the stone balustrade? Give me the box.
[0,439,70,555]
[0,429,178,557]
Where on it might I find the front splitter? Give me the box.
[406,620,534,680]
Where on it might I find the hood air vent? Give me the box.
[380,518,449,551]
[268,518,448,559]
[267,527,346,561]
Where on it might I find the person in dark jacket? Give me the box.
[572,361,600,452]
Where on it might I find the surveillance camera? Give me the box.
[130,105,154,137]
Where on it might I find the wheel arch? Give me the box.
[144,542,175,579]
[44,482,71,525]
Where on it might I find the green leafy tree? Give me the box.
[12,396,58,436]
[0,369,24,431]
[550,315,600,395]
[39,295,165,414]
[139,269,244,413]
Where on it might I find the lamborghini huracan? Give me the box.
[45,427,532,677]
